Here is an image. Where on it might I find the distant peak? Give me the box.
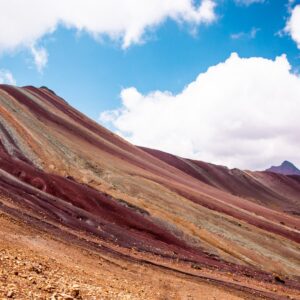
[266,160,300,176]
[282,160,292,165]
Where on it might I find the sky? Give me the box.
[0,0,300,170]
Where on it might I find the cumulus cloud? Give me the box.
[0,70,16,85]
[100,53,300,170]
[285,4,300,49]
[0,0,216,54]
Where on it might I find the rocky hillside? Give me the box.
[0,84,299,299]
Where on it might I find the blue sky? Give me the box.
[1,0,300,169]
[0,0,298,119]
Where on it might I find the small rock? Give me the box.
[29,276,37,284]
[274,275,285,284]
[44,284,55,292]
[191,263,202,270]
[29,263,43,274]
[70,284,80,298]
[50,292,58,300]
[7,290,15,298]
[59,293,74,300]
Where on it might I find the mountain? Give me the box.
[0,84,299,299]
[266,160,300,176]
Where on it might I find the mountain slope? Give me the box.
[141,147,300,216]
[0,84,299,299]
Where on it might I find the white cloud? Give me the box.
[285,4,300,49]
[234,0,265,5]
[0,70,16,85]
[100,53,300,170]
[0,0,216,53]
[230,32,244,40]
[30,45,48,73]
[230,27,260,40]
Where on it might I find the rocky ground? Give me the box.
[0,212,256,300]
[1,209,299,300]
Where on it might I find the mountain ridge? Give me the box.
[0,84,299,299]
[266,160,300,176]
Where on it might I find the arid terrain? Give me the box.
[0,84,299,299]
